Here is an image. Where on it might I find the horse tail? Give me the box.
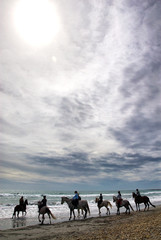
[49,210,56,219]
[129,203,134,211]
[108,201,112,209]
[149,201,156,208]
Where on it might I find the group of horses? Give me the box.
[12,192,156,224]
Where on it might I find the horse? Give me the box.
[132,192,156,211]
[38,201,56,224]
[95,198,112,216]
[12,199,28,218]
[113,196,134,215]
[61,197,90,220]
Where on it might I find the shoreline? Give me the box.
[1,201,160,231]
[0,205,161,240]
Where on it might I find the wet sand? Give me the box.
[0,206,161,240]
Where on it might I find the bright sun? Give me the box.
[14,0,60,46]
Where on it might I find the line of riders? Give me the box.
[13,188,156,223]
[17,189,142,214]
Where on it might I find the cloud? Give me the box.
[0,0,161,190]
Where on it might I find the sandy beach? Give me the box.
[0,206,161,240]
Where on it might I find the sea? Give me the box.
[0,189,160,230]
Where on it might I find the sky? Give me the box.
[0,0,161,192]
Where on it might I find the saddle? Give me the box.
[38,202,46,213]
[117,199,123,206]
[72,199,79,207]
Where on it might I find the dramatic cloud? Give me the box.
[0,0,161,191]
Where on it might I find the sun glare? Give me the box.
[14,0,60,46]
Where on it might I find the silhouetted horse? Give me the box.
[132,192,156,211]
[12,199,28,218]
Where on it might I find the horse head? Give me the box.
[113,196,117,202]
[25,199,28,205]
[95,198,98,203]
[132,192,136,198]
[61,197,65,204]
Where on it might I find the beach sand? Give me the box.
[0,206,161,240]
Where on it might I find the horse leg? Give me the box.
[137,203,140,211]
[127,206,130,214]
[147,202,149,210]
[78,208,83,217]
[80,208,85,218]
[105,206,108,215]
[38,213,41,222]
[81,209,83,215]
[125,207,127,214]
[144,203,146,211]
[41,214,45,224]
[12,209,15,219]
[106,207,110,215]
[77,209,80,218]
[98,207,101,216]
[70,209,75,220]
[108,204,111,215]
[135,203,138,211]
[69,209,72,220]
[83,207,87,219]
[48,213,51,224]
[73,209,76,220]
[145,202,148,211]
[117,207,120,215]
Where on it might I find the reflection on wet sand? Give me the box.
[12,217,26,228]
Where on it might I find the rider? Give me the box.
[117,191,122,208]
[38,195,47,212]
[72,191,79,207]
[136,189,141,198]
[98,193,103,207]
[41,195,47,207]
[19,196,25,210]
